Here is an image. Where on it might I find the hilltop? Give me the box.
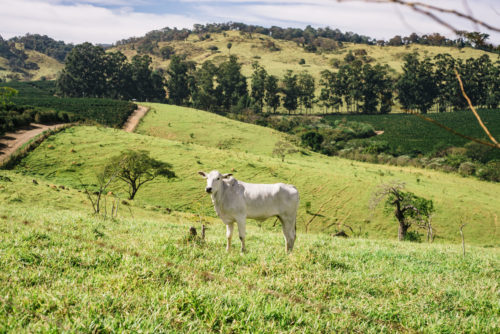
[1,26,497,82]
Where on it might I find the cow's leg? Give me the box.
[235,217,246,253]
[226,222,234,252]
[279,214,296,253]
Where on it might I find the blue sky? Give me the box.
[1,0,499,45]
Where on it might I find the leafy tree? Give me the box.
[109,150,176,200]
[318,70,341,113]
[250,62,268,113]
[297,71,315,113]
[160,45,175,60]
[56,42,107,98]
[192,61,218,111]
[396,53,438,113]
[216,55,247,111]
[264,75,280,113]
[166,55,194,105]
[301,131,324,151]
[371,182,434,241]
[104,51,133,100]
[0,87,18,109]
[272,141,298,162]
[130,55,166,102]
[282,70,299,114]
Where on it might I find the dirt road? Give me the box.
[123,105,149,133]
[0,105,149,165]
[0,124,67,164]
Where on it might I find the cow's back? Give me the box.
[241,181,299,220]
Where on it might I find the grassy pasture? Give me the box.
[13,104,500,245]
[325,109,500,157]
[0,170,499,332]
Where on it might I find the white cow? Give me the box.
[198,170,299,253]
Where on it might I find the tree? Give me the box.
[110,150,176,200]
[301,131,324,152]
[264,75,280,113]
[250,62,268,113]
[371,182,434,241]
[166,55,194,105]
[216,55,248,111]
[396,53,438,113]
[318,70,341,113]
[104,51,133,100]
[282,70,299,114]
[192,61,218,111]
[227,42,232,54]
[0,87,18,109]
[130,55,166,102]
[297,71,315,113]
[272,141,298,162]
[56,42,107,98]
[160,45,175,60]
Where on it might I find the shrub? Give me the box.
[477,161,500,182]
[458,162,476,176]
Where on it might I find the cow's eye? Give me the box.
[216,178,220,180]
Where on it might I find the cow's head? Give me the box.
[198,170,232,194]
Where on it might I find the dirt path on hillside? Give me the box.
[123,105,149,133]
[0,105,148,165]
[0,124,67,164]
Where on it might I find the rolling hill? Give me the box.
[11,104,500,246]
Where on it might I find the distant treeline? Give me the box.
[9,34,74,62]
[115,22,500,53]
[55,42,500,115]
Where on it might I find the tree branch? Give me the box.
[454,69,500,147]
[338,0,500,33]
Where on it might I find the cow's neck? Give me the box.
[210,182,227,215]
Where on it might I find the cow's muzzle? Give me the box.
[205,187,212,193]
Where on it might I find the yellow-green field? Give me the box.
[0,50,63,81]
[113,30,495,80]
[0,169,499,332]
[13,103,500,246]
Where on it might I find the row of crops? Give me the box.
[1,81,136,135]
[325,110,500,157]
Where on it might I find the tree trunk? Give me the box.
[398,222,409,241]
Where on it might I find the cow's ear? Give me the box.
[222,173,233,179]
[198,171,207,178]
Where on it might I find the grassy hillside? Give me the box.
[136,103,295,156]
[325,110,500,158]
[113,30,495,80]
[0,50,63,82]
[13,104,500,246]
[0,169,498,332]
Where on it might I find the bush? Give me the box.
[477,161,500,182]
[404,230,422,243]
[458,162,476,176]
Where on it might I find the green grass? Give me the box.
[137,103,293,156]
[325,110,500,157]
[12,108,500,245]
[0,170,498,332]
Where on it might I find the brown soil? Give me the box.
[123,105,149,133]
[0,124,67,164]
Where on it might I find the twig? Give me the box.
[338,0,500,33]
[454,69,500,148]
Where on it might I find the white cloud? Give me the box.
[0,0,196,44]
[0,0,499,44]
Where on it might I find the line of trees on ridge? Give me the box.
[56,43,500,116]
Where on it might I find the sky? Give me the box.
[0,0,499,45]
